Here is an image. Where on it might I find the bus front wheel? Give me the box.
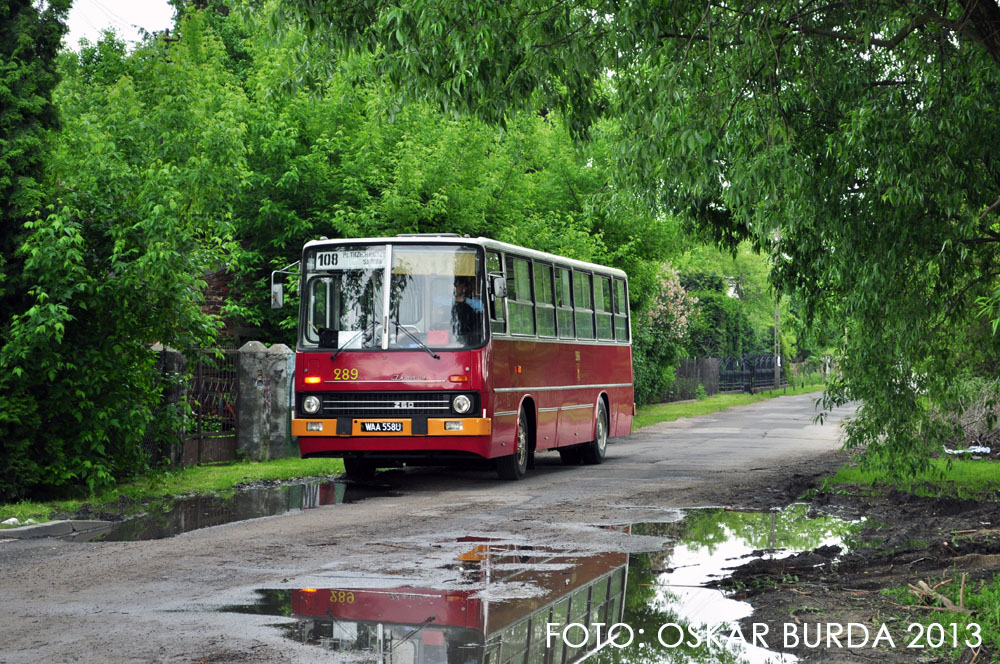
[497,408,529,480]
[581,400,608,465]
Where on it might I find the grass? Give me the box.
[829,457,1000,499]
[633,383,826,431]
[0,457,345,528]
[882,572,1000,658]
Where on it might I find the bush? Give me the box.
[931,377,1000,450]
[632,266,695,405]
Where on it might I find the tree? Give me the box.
[0,0,70,498]
[0,0,68,302]
[280,0,1000,473]
[0,13,248,499]
[205,3,675,343]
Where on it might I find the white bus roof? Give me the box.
[302,235,629,279]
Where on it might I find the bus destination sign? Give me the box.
[314,249,385,271]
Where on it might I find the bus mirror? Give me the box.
[491,276,507,299]
[270,261,300,310]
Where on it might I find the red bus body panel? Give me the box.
[294,339,632,461]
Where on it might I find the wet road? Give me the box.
[0,393,852,663]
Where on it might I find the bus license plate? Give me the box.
[356,420,405,433]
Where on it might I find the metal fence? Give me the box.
[671,358,721,400]
[719,354,787,393]
[185,350,239,464]
[139,348,240,466]
[667,354,789,402]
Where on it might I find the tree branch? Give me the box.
[978,195,1000,222]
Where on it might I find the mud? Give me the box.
[718,482,1000,663]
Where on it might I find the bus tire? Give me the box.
[343,457,376,480]
[581,400,608,465]
[497,408,529,480]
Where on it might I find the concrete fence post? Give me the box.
[237,342,295,461]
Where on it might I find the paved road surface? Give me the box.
[0,393,852,663]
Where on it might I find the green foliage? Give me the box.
[0,0,69,300]
[685,292,762,359]
[632,265,694,405]
[0,0,70,499]
[884,573,1000,658]
[0,14,247,499]
[202,5,675,342]
[678,271,725,294]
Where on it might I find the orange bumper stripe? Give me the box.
[292,418,492,436]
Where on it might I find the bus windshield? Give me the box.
[301,243,485,351]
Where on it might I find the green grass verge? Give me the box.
[830,457,1000,499]
[0,457,345,528]
[633,383,826,431]
[882,572,1000,658]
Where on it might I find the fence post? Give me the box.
[237,342,295,461]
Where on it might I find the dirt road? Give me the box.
[0,393,852,663]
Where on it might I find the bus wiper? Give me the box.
[329,329,365,360]
[391,314,440,360]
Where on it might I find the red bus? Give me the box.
[285,235,633,479]
[285,542,629,664]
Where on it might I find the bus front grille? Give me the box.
[318,391,457,417]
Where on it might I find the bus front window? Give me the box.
[302,245,385,349]
[389,245,484,350]
[301,244,485,351]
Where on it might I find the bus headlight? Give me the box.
[452,394,472,414]
[303,395,322,414]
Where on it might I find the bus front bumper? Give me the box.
[292,417,492,438]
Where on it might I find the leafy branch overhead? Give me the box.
[281,0,1000,472]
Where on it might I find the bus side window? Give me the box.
[614,278,629,341]
[595,275,614,340]
[556,267,574,339]
[487,251,506,335]
[534,263,556,337]
[573,270,595,339]
[506,255,536,336]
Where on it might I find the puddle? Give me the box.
[71,480,399,542]
[599,504,863,664]
[220,505,861,663]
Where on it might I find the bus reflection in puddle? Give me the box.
[226,542,628,664]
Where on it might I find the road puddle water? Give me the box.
[72,480,398,542]
[221,505,861,664]
[608,504,863,664]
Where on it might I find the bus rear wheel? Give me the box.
[497,408,529,480]
[581,400,608,465]
[343,457,376,480]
